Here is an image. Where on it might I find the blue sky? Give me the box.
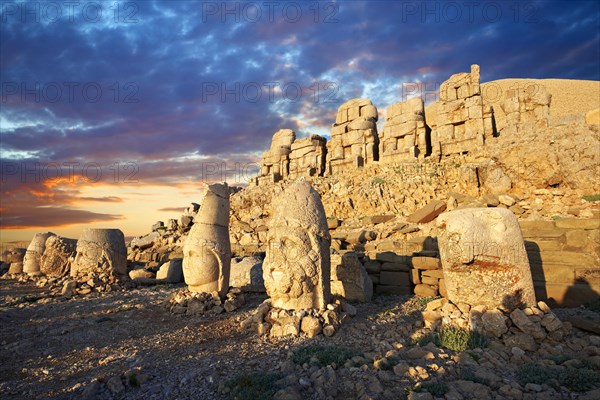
[1,0,599,240]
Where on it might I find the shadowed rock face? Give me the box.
[23,232,56,275]
[71,229,127,276]
[182,183,231,296]
[263,179,331,310]
[437,208,536,311]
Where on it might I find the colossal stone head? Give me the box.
[23,232,56,275]
[263,179,331,310]
[182,183,231,295]
[71,229,127,276]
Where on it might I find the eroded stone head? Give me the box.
[263,179,331,310]
[182,183,231,295]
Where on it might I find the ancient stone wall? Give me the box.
[520,218,600,307]
[326,98,379,174]
[430,64,494,157]
[501,85,551,135]
[288,134,327,180]
[380,97,427,162]
[256,129,295,185]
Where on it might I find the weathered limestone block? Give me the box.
[130,231,160,250]
[431,64,493,158]
[71,229,127,276]
[23,232,56,275]
[437,208,536,311]
[263,179,331,310]
[156,259,183,283]
[230,256,265,292]
[330,252,373,302]
[288,134,327,179]
[381,97,427,162]
[182,183,231,295]
[501,85,551,135]
[257,129,296,184]
[327,98,379,174]
[40,236,77,277]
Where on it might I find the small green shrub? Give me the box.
[517,363,554,386]
[292,344,358,367]
[418,381,449,397]
[225,372,282,400]
[559,367,599,391]
[415,296,437,308]
[371,176,385,185]
[582,194,600,202]
[438,327,487,351]
[517,363,599,392]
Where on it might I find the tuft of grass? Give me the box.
[371,176,385,185]
[582,194,600,202]
[414,296,438,308]
[291,344,358,367]
[225,372,282,400]
[418,381,449,397]
[438,326,487,352]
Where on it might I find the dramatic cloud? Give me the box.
[1,0,599,237]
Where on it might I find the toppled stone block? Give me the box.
[407,200,447,224]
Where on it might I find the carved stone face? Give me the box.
[263,226,329,310]
[182,238,223,293]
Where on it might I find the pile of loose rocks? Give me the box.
[165,287,245,316]
[240,298,356,338]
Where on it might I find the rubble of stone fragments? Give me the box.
[166,287,246,315]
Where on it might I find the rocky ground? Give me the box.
[1,278,599,400]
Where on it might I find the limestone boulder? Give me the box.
[330,252,373,302]
[23,232,56,275]
[263,179,331,310]
[437,208,536,311]
[156,259,183,283]
[230,256,265,292]
[182,183,231,295]
[40,235,77,277]
[71,229,127,276]
[130,232,160,250]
